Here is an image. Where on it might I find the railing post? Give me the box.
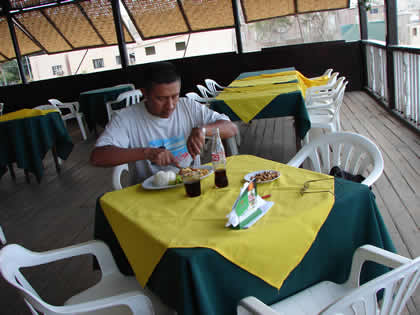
[385,0,398,110]
[358,3,368,88]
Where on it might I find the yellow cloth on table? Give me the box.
[215,70,329,123]
[100,155,335,289]
[0,108,59,122]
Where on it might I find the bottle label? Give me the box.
[212,152,225,162]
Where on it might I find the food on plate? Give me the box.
[153,170,177,187]
[250,170,279,183]
[179,167,210,178]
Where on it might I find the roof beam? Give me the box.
[176,0,192,32]
[75,2,107,45]
[110,0,128,69]
[40,9,74,49]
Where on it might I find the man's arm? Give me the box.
[187,120,238,158]
[90,146,179,167]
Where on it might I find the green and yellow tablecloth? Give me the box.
[211,69,328,139]
[100,155,335,288]
[95,155,395,315]
[79,84,134,131]
[0,109,73,182]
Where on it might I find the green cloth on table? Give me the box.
[0,111,73,182]
[94,177,395,315]
[79,85,133,131]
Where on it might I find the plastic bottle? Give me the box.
[211,128,229,188]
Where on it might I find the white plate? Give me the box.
[244,170,280,184]
[142,165,214,190]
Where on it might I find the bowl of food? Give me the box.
[244,170,280,184]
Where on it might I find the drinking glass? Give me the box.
[182,170,201,197]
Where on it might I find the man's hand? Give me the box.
[146,148,179,167]
[187,127,206,158]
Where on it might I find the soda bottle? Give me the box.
[211,128,229,188]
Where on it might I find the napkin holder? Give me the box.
[226,179,273,229]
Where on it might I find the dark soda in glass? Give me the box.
[215,169,228,188]
[184,180,201,197]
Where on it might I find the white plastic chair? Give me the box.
[288,132,384,187]
[308,68,333,80]
[204,79,225,95]
[303,80,348,144]
[238,245,420,315]
[48,99,88,141]
[185,92,213,106]
[306,74,345,107]
[0,240,175,315]
[196,84,215,98]
[106,89,142,122]
[0,225,6,245]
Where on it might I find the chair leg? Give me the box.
[24,170,30,183]
[52,146,61,174]
[7,163,16,180]
[76,116,87,141]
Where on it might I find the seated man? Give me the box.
[90,62,238,184]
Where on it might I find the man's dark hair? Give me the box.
[143,62,181,91]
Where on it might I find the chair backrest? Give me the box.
[186,92,212,105]
[0,244,59,314]
[0,225,6,245]
[322,256,420,315]
[197,84,215,98]
[34,104,58,111]
[115,89,142,107]
[48,99,79,118]
[287,132,384,187]
[205,79,224,95]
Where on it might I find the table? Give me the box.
[0,110,73,183]
[79,84,134,133]
[94,156,395,315]
[210,69,311,150]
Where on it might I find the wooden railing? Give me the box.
[365,41,388,103]
[364,41,420,131]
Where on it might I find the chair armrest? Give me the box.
[112,164,129,190]
[33,240,120,276]
[57,102,79,113]
[59,291,154,314]
[346,245,412,288]
[238,297,279,315]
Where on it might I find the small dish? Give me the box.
[244,170,280,184]
[142,165,213,190]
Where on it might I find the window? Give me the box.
[176,41,186,51]
[370,8,379,14]
[116,55,121,65]
[129,53,136,64]
[145,46,156,56]
[52,65,63,76]
[92,58,104,69]
[413,28,418,37]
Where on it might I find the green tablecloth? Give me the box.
[0,111,73,182]
[210,68,310,139]
[79,85,133,131]
[94,177,395,315]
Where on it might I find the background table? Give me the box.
[79,84,134,133]
[95,177,395,315]
[0,111,73,183]
[210,68,310,142]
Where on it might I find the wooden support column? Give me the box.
[6,14,27,84]
[385,0,398,109]
[110,0,128,69]
[231,0,243,54]
[358,3,368,87]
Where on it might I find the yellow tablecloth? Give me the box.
[0,108,59,122]
[100,155,334,289]
[215,70,329,123]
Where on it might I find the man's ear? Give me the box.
[140,88,147,99]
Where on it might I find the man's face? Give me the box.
[142,80,181,119]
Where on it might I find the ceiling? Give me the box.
[0,0,350,62]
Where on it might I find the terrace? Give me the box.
[0,0,419,314]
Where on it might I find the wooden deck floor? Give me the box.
[1,91,419,314]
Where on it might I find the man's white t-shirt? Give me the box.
[95,97,230,184]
